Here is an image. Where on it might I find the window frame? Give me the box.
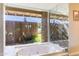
[5,6,48,46]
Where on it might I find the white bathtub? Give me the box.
[4,42,65,56]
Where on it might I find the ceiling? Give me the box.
[5,3,69,15]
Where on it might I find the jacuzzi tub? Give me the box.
[4,42,65,56]
[15,42,65,56]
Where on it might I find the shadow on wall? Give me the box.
[0,3,3,56]
[69,3,79,55]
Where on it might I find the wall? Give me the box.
[0,3,4,55]
[5,3,58,11]
[69,3,79,55]
[5,3,68,15]
[50,3,69,15]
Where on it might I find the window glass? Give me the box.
[5,14,45,45]
[50,19,69,41]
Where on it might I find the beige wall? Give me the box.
[0,3,3,56]
[69,3,79,55]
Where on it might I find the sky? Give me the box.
[5,15,42,23]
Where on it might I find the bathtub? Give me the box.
[4,42,65,56]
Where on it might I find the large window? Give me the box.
[5,7,48,45]
[5,7,69,46]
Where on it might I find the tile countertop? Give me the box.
[41,51,68,56]
[39,47,68,56]
[41,49,67,56]
[69,45,79,56]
